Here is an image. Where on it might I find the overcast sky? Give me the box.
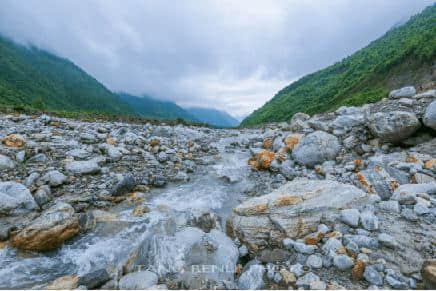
[0,1,433,117]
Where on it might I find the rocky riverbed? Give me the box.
[1,86,436,289]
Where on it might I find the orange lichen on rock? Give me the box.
[273,195,303,207]
[284,134,302,151]
[352,261,366,280]
[424,160,436,169]
[248,150,276,170]
[2,134,26,148]
[263,138,273,149]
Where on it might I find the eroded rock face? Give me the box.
[229,179,366,254]
[10,202,79,251]
[368,111,421,143]
[0,182,37,215]
[292,131,341,167]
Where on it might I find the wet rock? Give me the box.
[65,160,101,175]
[423,100,436,130]
[363,266,383,286]
[230,179,366,254]
[111,174,135,196]
[118,271,158,290]
[238,263,265,290]
[340,208,360,227]
[0,154,15,170]
[421,259,436,289]
[0,182,38,215]
[78,269,110,289]
[389,86,416,99]
[292,131,340,167]
[42,170,67,187]
[10,202,79,251]
[46,275,79,290]
[368,111,420,143]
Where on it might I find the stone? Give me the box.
[414,203,430,215]
[290,263,304,277]
[333,255,354,270]
[356,167,399,200]
[363,266,383,286]
[290,240,317,255]
[322,238,343,254]
[42,170,67,187]
[360,210,379,231]
[292,131,340,167]
[239,245,248,257]
[378,200,400,213]
[377,233,398,249]
[284,134,303,151]
[401,208,418,221]
[280,269,296,285]
[0,154,15,170]
[392,183,436,204]
[27,153,48,163]
[310,280,327,290]
[78,269,110,289]
[65,160,101,175]
[118,271,158,290]
[306,254,323,269]
[230,179,366,254]
[385,273,409,289]
[296,272,320,289]
[368,111,420,143]
[340,209,360,227]
[34,185,52,207]
[46,275,79,290]
[2,134,26,148]
[421,259,436,289]
[0,182,38,215]
[423,100,436,130]
[248,150,275,170]
[111,174,136,196]
[343,235,378,249]
[238,264,265,290]
[389,86,416,99]
[352,261,366,280]
[10,202,79,251]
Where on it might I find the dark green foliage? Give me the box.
[186,107,240,128]
[0,36,134,115]
[241,4,436,127]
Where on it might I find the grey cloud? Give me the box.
[0,0,433,116]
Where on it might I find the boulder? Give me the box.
[238,263,265,290]
[2,134,26,148]
[389,86,416,99]
[65,160,101,175]
[42,170,67,187]
[292,131,340,167]
[118,271,158,290]
[368,111,420,143]
[423,100,436,130]
[0,182,37,215]
[421,259,436,289]
[229,179,366,253]
[10,202,80,251]
[0,154,15,170]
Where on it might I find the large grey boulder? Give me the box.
[228,179,366,254]
[292,131,341,167]
[65,160,101,175]
[423,100,436,130]
[0,182,38,215]
[368,111,420,143]
[118,271,158,290]
[389,86,416,99]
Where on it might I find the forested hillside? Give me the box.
[0,36,134,115]
[241,4,436,126]
[187,107,240,128]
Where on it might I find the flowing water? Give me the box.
[0,135,252,289]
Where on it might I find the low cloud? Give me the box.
[0,0,432,116]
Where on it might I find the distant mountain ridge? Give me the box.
[241,4,436,126]
[118,93,199,122]
[186,107,240,128]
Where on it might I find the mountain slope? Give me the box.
[0,35,134,115]
[118,93,199,122]
[241,4,436,126]
[186,107,240,127]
